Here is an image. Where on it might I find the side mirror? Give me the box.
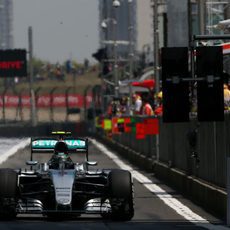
[87,161,97,166]
[26,160,38,166]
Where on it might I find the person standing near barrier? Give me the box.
[132,93,142,115]
[119,96,128,115]
[141,94,154,116]
[224,84,230,110]
[154,91,163,116]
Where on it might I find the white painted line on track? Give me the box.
[90,138,228,230]
[0,138,30,165]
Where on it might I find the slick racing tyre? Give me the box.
[108,169,134,221]
[0,169,18,219]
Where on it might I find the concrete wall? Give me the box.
[110,115,230,189]
[96,133,226,220]
[94,113,230,219]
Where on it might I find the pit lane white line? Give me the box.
[0,138,30,165]
[90,138,228,230]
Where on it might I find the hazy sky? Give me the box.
[13,0,99,64]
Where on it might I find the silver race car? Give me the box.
[0,132,134,220]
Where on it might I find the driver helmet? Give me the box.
[54,141,68,157]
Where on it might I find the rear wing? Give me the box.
[30,137,89,161]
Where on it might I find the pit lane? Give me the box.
[0,138,227,229]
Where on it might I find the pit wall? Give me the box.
[94,114,230,220]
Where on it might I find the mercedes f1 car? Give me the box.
[0,132,134,220]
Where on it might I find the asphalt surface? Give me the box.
[0,138,227,229]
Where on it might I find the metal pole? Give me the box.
[84,85,91,121]
[188,0,192,47]
[0,0,4,50]
[198,0,206,35]
[194,34,230,40]
[2,89,6,123]
[153,0,160,162]
[153,0,160,95]
[101,0,108,113]
[227,157,230,226]
[28,26,37,126]
[113,5,119,98]
[128,0,134,115]
[226,3,230,18]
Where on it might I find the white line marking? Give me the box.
[90,138,228,230]
[0,138,30,165]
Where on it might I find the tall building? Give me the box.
[136,0,166,65]
[98,0,166,67]
[99,0,137,59]
[0,0,13,49]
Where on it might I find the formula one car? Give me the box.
[0,132,134,220]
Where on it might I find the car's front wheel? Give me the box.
[107,169,134,221]
[0,169,18,219]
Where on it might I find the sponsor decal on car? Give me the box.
[32,140,57,148]
[65,140,86,148]
[32,140,86,149]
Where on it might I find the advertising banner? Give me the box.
[0,94,92,108]
[0,49,27,77]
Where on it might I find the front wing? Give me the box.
[16,198,111,215]
[17,171,112,215]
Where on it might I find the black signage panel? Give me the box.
[162,47,190,122]
[0,49,27,77]
[196,46,224,121]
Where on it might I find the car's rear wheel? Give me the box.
[107,169,134,221]
[0,169,18,219]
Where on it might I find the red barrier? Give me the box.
[0,94,92,108]
[124,117,131,133]
[112,117,119,134]
[136,123,146,139]
[144,118,159,135]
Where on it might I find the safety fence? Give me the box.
[0,87,92,123]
